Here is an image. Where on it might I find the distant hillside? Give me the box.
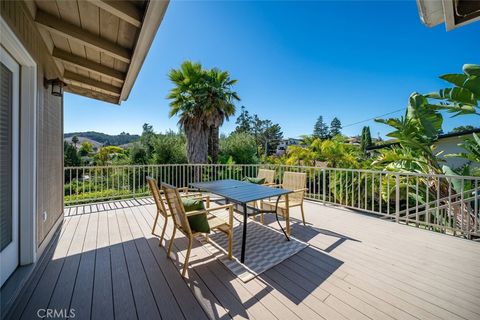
[64,136,103,149]
[64,131,140,146]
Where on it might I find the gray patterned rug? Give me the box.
[200,212,309,282]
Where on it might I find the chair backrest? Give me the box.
[162,183,192,234]
[257,169,275,184]
[146,176,168,217]
[282,171,307,202]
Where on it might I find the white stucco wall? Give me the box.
[434,135,478,169]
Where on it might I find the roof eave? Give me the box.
[118,0,169,104]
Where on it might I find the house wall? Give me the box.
[434,135,477,169]
[0,1,64,251]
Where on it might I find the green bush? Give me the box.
[152,131,187,164]
[220,132,258,164]
[64,188,149,205]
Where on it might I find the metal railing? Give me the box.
[64,164,480,238]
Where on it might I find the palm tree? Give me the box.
[168,61,210,163]
[203,68,240,163]
[167,61,239,164]
[71,135,79,148]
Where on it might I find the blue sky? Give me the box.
[64,0,479,139]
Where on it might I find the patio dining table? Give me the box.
[190,179,292,263]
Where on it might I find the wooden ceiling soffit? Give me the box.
[35,10,131,63]
[86,0,143,28]
[65,84,119,104]
[52,48,125,82]
[63,70,121,96]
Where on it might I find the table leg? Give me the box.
[274,195,290,241]
[241,203,247,263]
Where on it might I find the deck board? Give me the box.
[9,199,480,320]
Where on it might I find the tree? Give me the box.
[360,126,372,153]
[262,122,283,156]
[313,116,329,139]
[203,67,240,163]
[78,141,93,157]
[219,132,258,164]
[451,125,478,133]
[71,135,79,148]
[64,141,80,167]
[141,123,155,158]
[167,61,239,164]
[168,61,210,163]
[234,106,252,133]
[329,117,342,137]
[317,136,359,168]
[96,146,124,165]
[151,131,188,164]
[129,143,149,165]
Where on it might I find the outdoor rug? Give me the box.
[200,212,309,282]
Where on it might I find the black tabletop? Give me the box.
[190,179,291,203]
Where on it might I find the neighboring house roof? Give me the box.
[366,128,480,151]
[30,0,169,104]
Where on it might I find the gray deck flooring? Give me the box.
[8,198,480,320]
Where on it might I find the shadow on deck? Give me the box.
[7,198,480,320]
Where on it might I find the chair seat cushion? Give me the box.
[243,176,266,184]
[182,198,210,233]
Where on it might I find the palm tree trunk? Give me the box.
[185,124,209,164]
[208,126,220,163]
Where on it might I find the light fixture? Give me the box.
[44,78,65,97]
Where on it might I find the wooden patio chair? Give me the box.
[162,183,234,277]
[260,171,308,235]
[249,168,277,222]
[257,168,276,185]
[146,176,210,247]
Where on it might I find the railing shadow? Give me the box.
[261,210,361,253]
[64,197,155,216]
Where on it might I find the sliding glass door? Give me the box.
[0,45,19,287]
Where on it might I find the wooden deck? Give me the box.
[8,198,480,320]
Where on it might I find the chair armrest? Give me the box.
[268,184,283,188]
[178,186,189,194]
[292,188,308,193]
[206,204,234,227]
[185,210,207,217]
[184,201,226,217]
[179,192,202,198]
[205,204,234,212]
[263,182,277,186]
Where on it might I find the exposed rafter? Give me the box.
[52,48,125,83]
[35,10,131,63]
[65,84,119,104]
[63,70,121,96]
[86,0,143,28]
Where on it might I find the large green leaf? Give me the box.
[463,64,480,77]
[437,87,477,106]
[440,73,468,87]
[463,77,480,97]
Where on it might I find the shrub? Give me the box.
[151,131,187,164]
[220,132,258,164]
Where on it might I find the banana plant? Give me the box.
[446,133,480,164]
[426,64,480,117]
[375,93,443,172]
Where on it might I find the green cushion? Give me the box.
[181,198,210,233]
[243,176,266,184]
